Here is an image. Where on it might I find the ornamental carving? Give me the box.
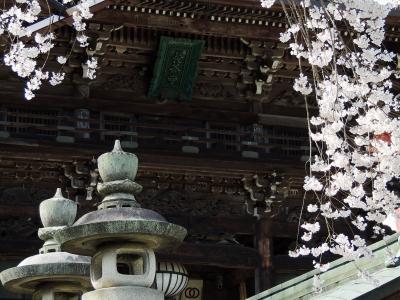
[148,37,204,102]
[270,85,318,108]
[167,49,187,85]
[193,83,237,100]
[138,171,245,196]
[138,188,245,217]
[0,159,61,182]
[92,67,149,93]
[242,172,292,219]
[59,160,250,216]
[61,159,99,205]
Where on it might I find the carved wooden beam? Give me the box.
[0,89,257,123]
[0,141,306,176]
[165,215,256,236]
[158,242,261,269]
[93,9,284,40]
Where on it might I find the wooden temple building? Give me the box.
[1,0,399,299]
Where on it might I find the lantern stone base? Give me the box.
[82,286,163,300]
[0,253,90,295]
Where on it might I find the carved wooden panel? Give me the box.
[0,159,62,183]
[149,37,204,101]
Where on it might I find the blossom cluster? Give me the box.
[1,0,97,100]
[261,0,400,277]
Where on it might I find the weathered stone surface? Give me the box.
[39,189,77,227]
[97,140,138,182]
[97,180,142,197]
[32,282,89,300]
[38,226,66,241]
[18,252,90,266]
[82,286,163,300]
[0,256,90,294]
[90,243,156,289]
[74,207,167,224]
[55,140,187,300]
[55,208,187,256]
[97,179,142,206]
[0,188,91,297]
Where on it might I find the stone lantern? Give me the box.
[54,140,187,300]
[0,189,91,300]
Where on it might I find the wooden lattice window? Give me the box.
[6,107,58,138]
[137,116,182,150]
[0,106,6,132]
[136,116,205,150]
[267,126,308,158]
[207,122,240,152]
[100,113,137,143]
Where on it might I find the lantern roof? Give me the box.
[55,140,187,256]
[0,189,91,295]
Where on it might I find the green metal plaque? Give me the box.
[148,36,204,102]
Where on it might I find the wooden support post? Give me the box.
[239,281,247,300]
[255,217,273,294]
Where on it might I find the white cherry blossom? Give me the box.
[1,0,97,99]
[260,0,400,282]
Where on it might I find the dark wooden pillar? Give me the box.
[255,218,273,293]
[239,281,247,300]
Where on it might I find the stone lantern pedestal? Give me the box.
[55,140,187,300]
[0,189,91,300]
[83,242,160,300]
